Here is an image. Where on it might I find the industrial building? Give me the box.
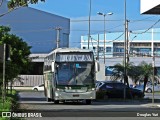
[81,28,160,78]
[0,1,70,53]
[0,1,70,86]
[81,28,160,58]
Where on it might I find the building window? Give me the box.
[98,47,104,52]
[106,47,111,52]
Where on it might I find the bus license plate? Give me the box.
[73,94,79,97]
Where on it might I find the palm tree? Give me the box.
[110,62,134,87]
[110,61,158,95]
[110,62,136,99]
[128,65,142,86]
[138,61,153,94]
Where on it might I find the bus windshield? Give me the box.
[56,53,93,62]
[56,62,94,86]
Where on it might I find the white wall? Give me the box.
[96,63,106,81]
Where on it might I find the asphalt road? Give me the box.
[16,91,160,120]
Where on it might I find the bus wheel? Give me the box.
[47,97,52,102]
[54,100,59,104]
[86,100,91,105]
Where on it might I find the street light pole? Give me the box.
[97,12,113,64]
[152,55,155,105]
[103,14,106,64]
[97,34,99,60]
[88,0,92,49]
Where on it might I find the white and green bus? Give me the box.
[43,48,99,104]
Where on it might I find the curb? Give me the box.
[94,99,160,103]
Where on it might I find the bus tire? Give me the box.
[54,100,59,104]
[44,88,47,97]
[47,97,52,102]
[86,100,92,105]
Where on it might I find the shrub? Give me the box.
[0,90,19,120]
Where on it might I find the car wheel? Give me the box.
[104,95,109,99]
[54,100,59,104]
[34,88,38,91]
[133,95,139,99]
[147,88,152,93]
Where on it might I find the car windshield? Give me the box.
[56,62,94,85]
[39,84,44,87]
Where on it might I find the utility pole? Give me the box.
[124,0,127,85]
[126,20,129,63]
[55,27,61,48]
[152,29,155,105]
[152,51,155,105]
[123,0,127,100]
[124,0,129,86]
[2,44,6,108]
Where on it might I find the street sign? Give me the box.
[0,44,4,62]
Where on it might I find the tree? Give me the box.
[138,61,153,94]
[0,26,31,88]
[7,0,45,9]
[0,0,45,17]
[110,62,134,87]
[110,62,135,99]
[128,65,142,86]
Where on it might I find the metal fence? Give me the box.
[11,75,44,87]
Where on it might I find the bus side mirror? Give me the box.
[52,62,55,72]
[95,61,100,72]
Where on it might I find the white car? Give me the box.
[145,83,160,93]
[32,84,44,91]
[130,85,144,92]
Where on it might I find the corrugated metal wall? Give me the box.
[11,75,43,87]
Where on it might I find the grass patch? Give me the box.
[0,89,22,120]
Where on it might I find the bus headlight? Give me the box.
[88,88,95,91]
[92,88,95,90]
[57,88,64,92]
[55,93,59,97]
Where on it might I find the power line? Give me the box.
[1,18,159,23]
[131,19,160,34]
[11,28,124,33]
[130,16,157,23]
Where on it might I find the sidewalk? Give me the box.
[10,86,33,90]
[142,103,160,108]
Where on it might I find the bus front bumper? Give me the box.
[54,91,96,100]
